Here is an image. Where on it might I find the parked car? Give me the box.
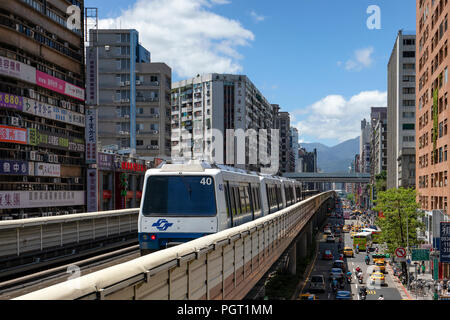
[326,235,335,243]
[299,293,318,300]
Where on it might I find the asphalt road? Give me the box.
[301,213,403,300]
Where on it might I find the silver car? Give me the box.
[309,275,326,293]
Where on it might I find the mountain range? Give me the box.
[300,136,360,173]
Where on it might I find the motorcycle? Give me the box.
[346,274,352,284]
[359,292,367,300]
[357,272,363,284]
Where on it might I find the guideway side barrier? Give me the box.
[15,192,335,300]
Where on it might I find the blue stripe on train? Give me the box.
[139,232,210,250]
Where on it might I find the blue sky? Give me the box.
[86,0,416,146]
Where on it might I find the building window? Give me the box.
[402,123,415,130]
[403,63,415,70]
[151,140,158,146]
[137,140,144,146]
[403,51,415,58]
[403,100,415,106]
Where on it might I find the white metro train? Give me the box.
[138,162,317,254]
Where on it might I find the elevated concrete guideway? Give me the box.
[283,172,371,183]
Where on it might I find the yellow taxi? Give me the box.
[299,293,318,300]
[374,261,386,273]
[343,247,354,257]
[342,225,350,233]
[350,232,357,238]
[370,272,385,285]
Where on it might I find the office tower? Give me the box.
[387,30,417,189]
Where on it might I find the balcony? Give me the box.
[136,97,159,103]
[136,130,159,135]
[137,114,160,119]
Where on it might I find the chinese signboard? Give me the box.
[0,57,36,84]
[120,161,147,172]
[0,92,23,110]
[85,109,97,164]
[23,97,85,127]
[0,160,29,175]
[36,70,85,101]
[86,47,98,106]
[0,191,85,209]
[412,249,430,261]
[0,125,27,144]
[35,162,61,177]
[440,222,450,263]
[87,169,98,212]
[98,153,113,170]
[27,128,84,151]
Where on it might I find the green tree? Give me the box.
[375,171,387,193]
[346,193,355,203]
[373,187,424,283]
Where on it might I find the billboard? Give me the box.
[87,169,98,212]
[0,160,29,175]
[0,57,36,84]
[23,97,85,127]
[85,109,97,164]
[86,46,98,106]
[0,92,23,110]
[0,191,85,209]
[35,162,61,177]
[440,222,450,263]
[36,70,85,101]
[0,125,27,144]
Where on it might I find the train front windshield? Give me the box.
[142,175,217,216]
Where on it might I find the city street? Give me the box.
[300,214,403,300]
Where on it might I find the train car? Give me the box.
[138,161,307,254]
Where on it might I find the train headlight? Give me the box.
[142,234,148,241]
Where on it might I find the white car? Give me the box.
[326,235,335,243]
[309,275,326,293]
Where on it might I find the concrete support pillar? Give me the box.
[307,221,313,248]
[297,232,307,260]
[288,242,297,275]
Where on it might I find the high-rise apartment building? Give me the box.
[387,30,417,189]
[416,0,450,278]
[89,29,172,159]
[276,111,291,173]
[370,107,387,182]
[171,73,276,171]
[289,127,299,172]
[0,0,86,219]
[360,119,371,174]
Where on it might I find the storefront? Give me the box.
[113,156,147,210]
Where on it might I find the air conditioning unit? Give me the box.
[49,154,54,162]
[42,213,48,217]
[23,176,28,182]
[125,81,130,85]
[20,214,28,219]
[53,155,58,163]
[52,34,57,40]
[124,98,130,102]
[120,81,125,86]
[10,117,19,126]
[48,212,53,216]
[124,114,130,118]
[74,177,80,183]
[136,80,141,85]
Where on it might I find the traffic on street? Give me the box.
[299,196,403,300]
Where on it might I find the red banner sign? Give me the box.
[103,190,112,199]
[121,162,146,172]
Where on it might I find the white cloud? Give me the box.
[250,10,265,23]
[98,0,254,78]
[343,47,374,71]
[294,90,387,142]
